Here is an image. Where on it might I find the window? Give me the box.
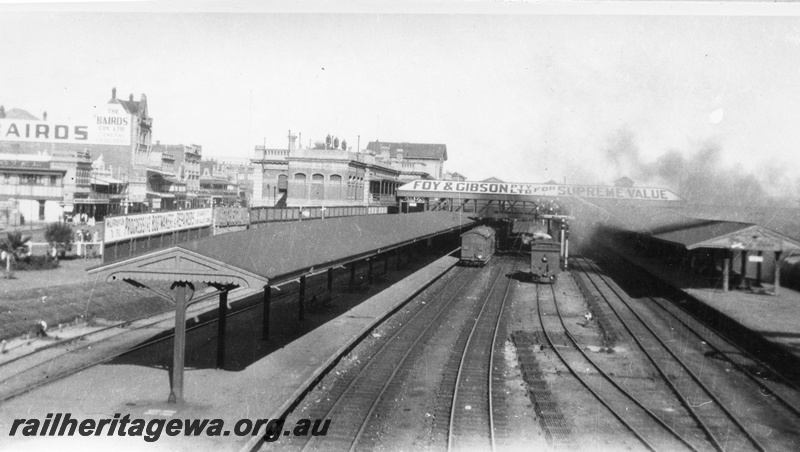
[330,174,342,182]
[294,173,306,180]
[312,173,324,181]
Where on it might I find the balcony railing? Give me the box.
[0,184,63,199]
[369,194,397,204]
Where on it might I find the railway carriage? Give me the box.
[530,239,561,283]
[460,226,496,266]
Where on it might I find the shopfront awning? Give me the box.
[147,168,175,177]
[147,191,175,198]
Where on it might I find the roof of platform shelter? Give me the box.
[650,220,753,247]
[604,213,800,252]
[594,203,800,252]
[649,221,800,252]
[88,212,475,288]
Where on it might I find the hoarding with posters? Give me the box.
[104,208,213,244]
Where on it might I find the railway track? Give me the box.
[277,265,478,451]
[273,257,519,452]
[447,256,517,452]
[0,265,376,403]
[536,281,700,451]
[587,248,800,419]
[571,254,799,452]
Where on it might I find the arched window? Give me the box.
[312,173,325,181]
[330,174,342,182]
[294,173,306,180]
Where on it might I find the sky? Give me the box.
[2,2,800,201]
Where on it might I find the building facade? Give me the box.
[199,160,241,207]
[151,142,203,209]
[249,134,443,209]
[366,141,448,180]
[0,153,65,223]
[0,88,189,222]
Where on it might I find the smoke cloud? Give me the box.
[603,128,780,207]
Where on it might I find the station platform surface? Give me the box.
[598,240,800,371]
[0,253,459,452]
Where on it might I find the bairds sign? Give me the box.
[0,104,131,146]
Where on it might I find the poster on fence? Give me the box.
[104,208,213,243]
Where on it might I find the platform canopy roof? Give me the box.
[87,211,475,289]
[646,220,800,252]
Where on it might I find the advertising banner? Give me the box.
[104,208,213,243]
[398,180,684,201]
[0,104,131,146]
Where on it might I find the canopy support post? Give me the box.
[262,285,271,340]
[723,250,731,292]
[739,250,749,290]
[755,251,763,287]
[168,282,187,404]
[217,289,228,369]
[299,275,306,321]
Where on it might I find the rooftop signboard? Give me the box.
[0,104,131,146]
[397,180,684,202]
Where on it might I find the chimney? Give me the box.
[112,87,116,100]
[43,111,47,121]
[396,148,403,162]
[129,93,134,102]
[0,105,5,118]
[288,130,297,152]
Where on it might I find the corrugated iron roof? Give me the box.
[650,220,753,247]
[366,141,447,161]
[4,108,39,120]
[178,212,471,283]
[89,212,474,288]
[593,203,800,251]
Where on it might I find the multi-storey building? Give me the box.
[199,160,241,207]
[366,141,447,180]
[0,153,66,224]
[0,87,177,220]
[249,133,443,209]
[151,142,203,209]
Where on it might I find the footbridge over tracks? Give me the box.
[397,179,684,219]
[87,211,474,404]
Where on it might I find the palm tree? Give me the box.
[1,232,32,277]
